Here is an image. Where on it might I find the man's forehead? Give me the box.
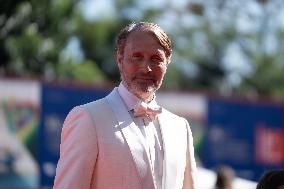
[126,31,162,46]
[131,48,165,55]
[127,30,156,40]
[123,30,166,56]
[127,44,166,55]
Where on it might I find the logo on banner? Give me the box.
[255,123,284,165]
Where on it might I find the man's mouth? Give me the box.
[134,77,155,82]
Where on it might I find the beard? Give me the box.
[120,71,162,100]
[132,79,157,93]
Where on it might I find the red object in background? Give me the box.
[255,124,284,165]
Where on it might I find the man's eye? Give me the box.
[152,56,163,62]
[132,54,143,60]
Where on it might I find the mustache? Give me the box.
[133,73,156,80]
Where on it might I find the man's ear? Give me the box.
[117,50,123,70]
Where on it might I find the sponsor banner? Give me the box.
[204,97,284,181]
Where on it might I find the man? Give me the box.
[214,166,235,189]
[53,22,197,189]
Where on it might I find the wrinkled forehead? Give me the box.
[127,29,159,42]
[125,31,165,53]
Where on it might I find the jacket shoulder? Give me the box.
[162,107,185,121]
[81,97,106,110]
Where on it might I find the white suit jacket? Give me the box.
[53,88,197,189]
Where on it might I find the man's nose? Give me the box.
[140,59,152,72]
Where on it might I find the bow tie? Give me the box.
[133,101,162,121]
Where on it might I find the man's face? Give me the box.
[117,30,168,100]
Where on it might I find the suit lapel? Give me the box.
[106,88,155,188]
[158,111,179,189]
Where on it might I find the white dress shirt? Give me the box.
[118,82,164,189]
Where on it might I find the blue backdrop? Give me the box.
[39,83,110,187]
[203,97,284,181]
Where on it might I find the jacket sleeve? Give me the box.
[53,106,98,189]
[182,118,197,189]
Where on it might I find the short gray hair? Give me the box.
[116,22,172,62]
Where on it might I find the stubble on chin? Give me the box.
[123,79,155,100]
[132,78,165,102]
[130,81,155,98]
[120,71,163,101]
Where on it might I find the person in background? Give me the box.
[256,170,284,189]
[214,165,235,189]
[53,22,197,189]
